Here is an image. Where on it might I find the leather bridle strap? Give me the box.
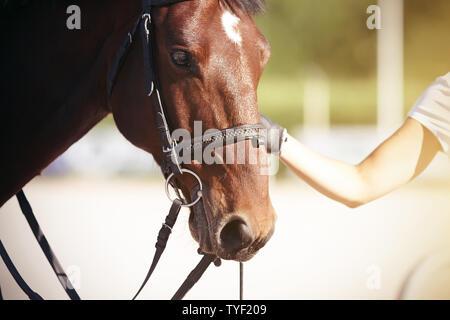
[16,191,81,300]
[187,124,266,155]
[132,199,183,300]
[0,240,43,300]
[172,254,216,300]
[141,1,183,177]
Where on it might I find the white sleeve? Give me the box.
[408,72,450,156]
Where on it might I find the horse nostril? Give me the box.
[220,219,253,252]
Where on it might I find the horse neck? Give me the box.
[0,1,142,206]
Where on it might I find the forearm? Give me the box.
[279,119,441,208]
[261,112,441,208]
[280,133,369,207]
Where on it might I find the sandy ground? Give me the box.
[1,176,450,300]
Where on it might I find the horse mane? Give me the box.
[0,0,59,17]
[1,0,30,8]
[220,0,266,15]
[1,0,266,16]
[1,0,31,13]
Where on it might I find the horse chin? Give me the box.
[219,249,257,262]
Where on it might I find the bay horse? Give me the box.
[0,0,275,268]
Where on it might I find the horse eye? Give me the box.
[170,50,191,67]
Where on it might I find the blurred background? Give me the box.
[258,0,450,127]
[1,0,450,300]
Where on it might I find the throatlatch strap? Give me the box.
[0,240,43,300]
[171,254,216,300]
[132,199,183,300]
[16,190,81,300]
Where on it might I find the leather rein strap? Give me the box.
[0,191,79,300]
[0,240,43,300]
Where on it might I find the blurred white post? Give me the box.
[377,0,404,135]
[303,64,330,134]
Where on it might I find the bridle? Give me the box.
[110,0,265,300]
[0,0,265,300]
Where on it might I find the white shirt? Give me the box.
[408,72,450,156]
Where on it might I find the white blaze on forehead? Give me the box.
[221,11,242,45]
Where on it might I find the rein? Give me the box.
[0,0,256,300]
[0,185,243,300]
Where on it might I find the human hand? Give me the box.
[260,114,287,154]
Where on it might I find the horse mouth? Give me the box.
[188,188,275,261]
[216,228,274,262]
[189,206,274,262]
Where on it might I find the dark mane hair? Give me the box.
[1,1,266,17]
[220,0,266,15]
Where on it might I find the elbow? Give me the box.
[342,191,370,209]
[344,166,372,209]
[328,187,369,209]
[344,200,365,209]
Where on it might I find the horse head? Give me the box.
[111,0,275,262]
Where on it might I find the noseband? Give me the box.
[0,0,264,300]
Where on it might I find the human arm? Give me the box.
[277,118,441,208]
[261,73,450,207]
